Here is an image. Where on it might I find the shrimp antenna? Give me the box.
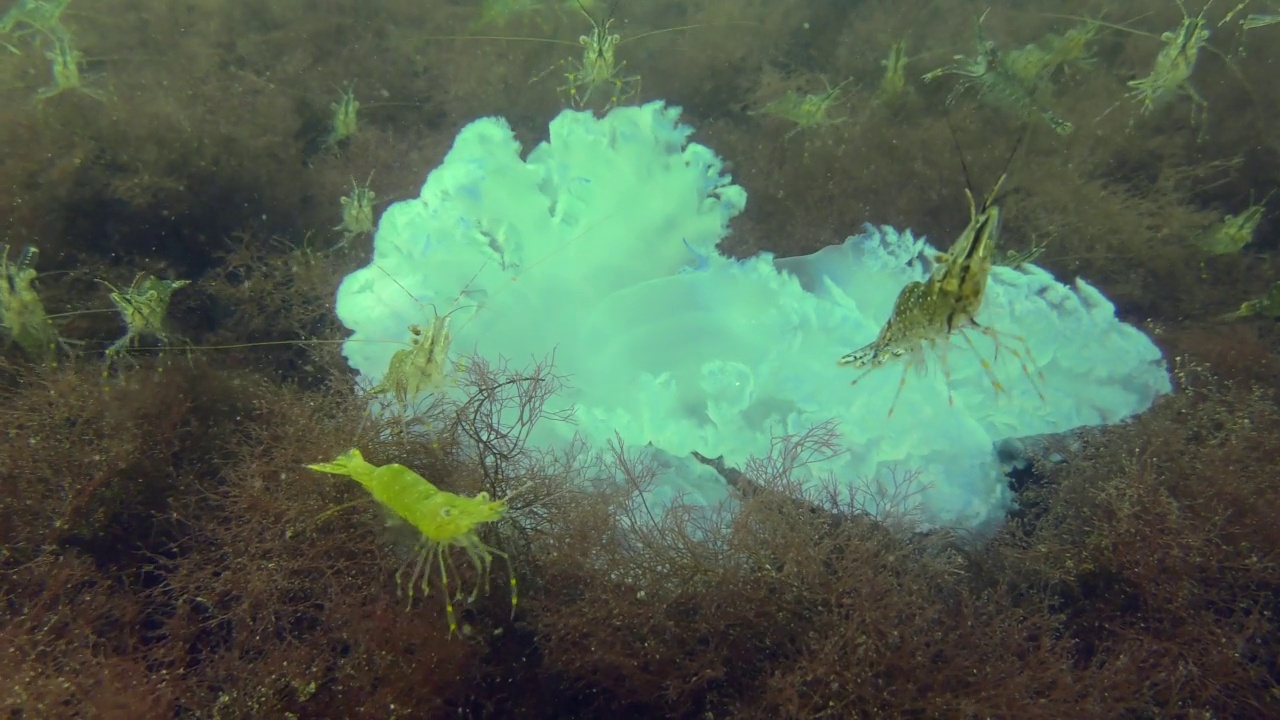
[942,112,978,199]
[575,0,615,23]
[991,124,1028,204]
[1000,125,1028,175]
[943,114,1027,203]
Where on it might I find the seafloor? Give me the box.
[2,0,1278,717]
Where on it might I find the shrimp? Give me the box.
[876,39,912,103]
[1218,281,1280,321]
[431,1,746,111]
[558,4,637,109]
[839,278,954,420]
[368,311,454,409]
[1194,191,1272,255]
[334,173,376,243]
[551,1,743,110]
[99,273,191,362]
[923,12,1075,135]
[362,262,491,415]
[324,84,360,149]
[1,244,60,363]
[431,1,638,110]
[37,28,105,102]
[306,448,516,637]
[752,77,852,139]
[1060,1,1243,130]
[838,158,1045,417]
[1126,0,1213,122]
[1,0,70,39]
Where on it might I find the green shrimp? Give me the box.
[306,449,516,636]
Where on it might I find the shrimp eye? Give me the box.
[440,507,455,518]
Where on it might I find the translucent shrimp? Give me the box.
[1,244,60,362]
[752,77,852,138]
[839,158,1045,417]
[99,273,190,361]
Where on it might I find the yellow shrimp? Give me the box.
[306,449,516,637]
